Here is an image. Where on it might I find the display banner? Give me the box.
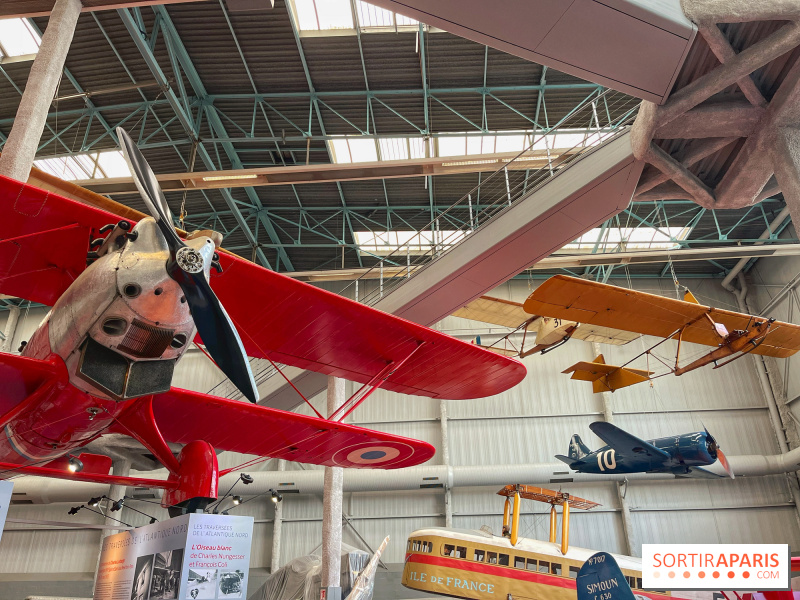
[0,480,13,545]
[642,544,790,591]
[95,513,254,600]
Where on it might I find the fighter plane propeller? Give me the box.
[117,127,257,404]
[555,422,734,479]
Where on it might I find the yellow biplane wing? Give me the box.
[453,296,533,329]
[454,295,639,346]
[524,275,800,358]
[570,325,640,346]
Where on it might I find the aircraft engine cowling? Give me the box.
[49,218,199,402]
[676,431,715,466]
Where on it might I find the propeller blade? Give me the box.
[117,126,258,404]
[174,267,259,404]
[117,127,183,253]
[716,447,734,479]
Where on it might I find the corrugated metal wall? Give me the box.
[1,273,799,576]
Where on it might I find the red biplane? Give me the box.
[0,128,525,513]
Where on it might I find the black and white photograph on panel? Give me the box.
[149,549,184,600]
[217,570,245,599]
[131,554,154,600]
[186,569,218,600]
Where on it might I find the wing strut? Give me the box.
[329,342,427,422]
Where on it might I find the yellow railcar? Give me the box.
[402,527,670,600]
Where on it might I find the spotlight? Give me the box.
[67,454,83,473]
[240,473,253,485]
[232,496,242,505]
[270,490,282,504]
[88,496,102,507]
[111,498,125,512]
[68,506,82,516]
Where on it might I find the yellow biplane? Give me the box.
[524,275,800,392]
[453,295,639,358]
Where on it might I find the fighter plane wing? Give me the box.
[589,422,670,460]
[0,175,525,400]
[524,275,800,358]
[671,466,724,479]
[148,386,434,469]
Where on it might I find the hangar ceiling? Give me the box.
[0,0,793,289]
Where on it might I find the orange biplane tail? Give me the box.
[562,355,653,393]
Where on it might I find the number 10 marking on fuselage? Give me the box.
[597,449,616,471]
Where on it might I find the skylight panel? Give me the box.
[329,137,378,163]
[561,227,689,253]
[34,150,132,181]
[438,136,467,157]
[357,1,393,27]
[96,150,131,177]
[378,137,409,161]
[355,229,467,256]
[294,0,353,31]
[355,0,418,28]
[0,18,41,57]
[347,138,378,162]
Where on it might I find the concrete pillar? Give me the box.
[0,0,82,182]
[773,126,800,238]
[270,459,285,573]
[616,481,636,556]
[104,459,131,536]
[439,400,453,528]
[321,376,345,599]
[92,459,131,595]
[591,342,635,554]
[1,306,21,352]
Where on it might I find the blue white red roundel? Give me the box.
[332,441,416,468]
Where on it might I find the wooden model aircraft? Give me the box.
[453,295,639,358]
[555,421,734,479]
[0,128,525,514]
[523,275,800,391]
[562,354,653,393]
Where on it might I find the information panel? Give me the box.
[0,480,13,546]
[95,513,254,600]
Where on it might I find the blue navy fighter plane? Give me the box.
[556,421,734,479]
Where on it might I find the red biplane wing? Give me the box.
[0,175,525,399]
[149,387,434,469]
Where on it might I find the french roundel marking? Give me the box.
[332,441,415,467]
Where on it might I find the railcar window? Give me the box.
[413,540,420,551]
[443,544,455,557]
[551,563,562,576]
[456,546,467,559]
[538,560,550,574]
[474,549,485,562]
[487,552,498,564]
[499,554,509,566]
[636,578,643,589]
[407,540,412,552]
[626,576,636,588]
[569,566,580,579]
[526,559,537,571]
[425,542,433,553]
[514,556,526,569]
